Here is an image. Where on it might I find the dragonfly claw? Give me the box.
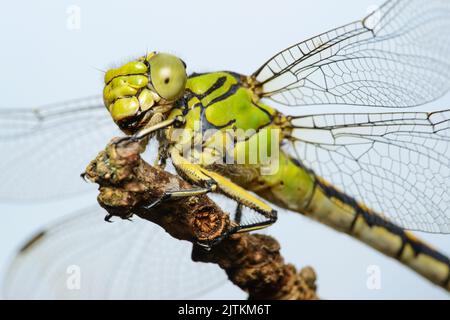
[196,225,241,250]
[143,193,171,210]
[113,135,137,146]
[196,241,213,252]
[80,172,88,182]
[104,214,114,223]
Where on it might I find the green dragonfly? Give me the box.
[2,0,450,298]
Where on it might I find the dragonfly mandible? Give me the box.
[2,0,450,297]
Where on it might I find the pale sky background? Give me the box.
[0,0,449,299]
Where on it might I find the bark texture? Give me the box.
[84,139,318,300]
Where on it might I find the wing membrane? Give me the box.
[287,109,450,233]
[3,206,227,299]
[0,96,120,200]
[254,0,450,107]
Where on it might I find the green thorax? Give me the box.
[170,72,279,133]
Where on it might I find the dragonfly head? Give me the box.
[103,52,187,134]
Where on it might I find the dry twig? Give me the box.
[84,139,318,300]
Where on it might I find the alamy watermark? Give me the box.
[169,120,281,175]
[66,264,81,290]
[366,265,381,290]
[66,5,81,31]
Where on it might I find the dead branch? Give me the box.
[84,139,318,300]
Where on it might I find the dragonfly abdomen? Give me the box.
[305,173,450,291]
[237,152,450,291]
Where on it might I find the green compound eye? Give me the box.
[148,53,187,101]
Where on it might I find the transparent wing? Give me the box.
[254,0,450,108]
[287,109,450,233]
[0,96,120,201]
[3,206,227,299]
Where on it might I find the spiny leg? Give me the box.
[143,176,277,236]
[143,186,214,210]
[169,148,278,243]
[234,203,243,224]
[138,147,278,245]
[234,209,277,233]
[231,202,278,231]
[104,213,133,222]
[200,209,278,248]
[154,131,170,169]
[114,115,184,145]
[200,168,277,220]
[142,172,278,248]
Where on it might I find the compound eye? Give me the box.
[149,53,187,101]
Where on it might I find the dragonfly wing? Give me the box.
[287,109,450,233]
[254,0,450,108]
[3,206,227,299]
[0,96,121,201]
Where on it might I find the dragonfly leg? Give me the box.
[154,132,170,169]
[170,148,277,221]
[198,211,278,248]
[104,211,133,222]
[234,203,243,224]
[143,186,214,210]
[115,115,184,145]
[234,210,277,233]
[232,202,277,230]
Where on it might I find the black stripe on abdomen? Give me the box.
[315,178,450,286]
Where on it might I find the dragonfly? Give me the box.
[2,0,450,298]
